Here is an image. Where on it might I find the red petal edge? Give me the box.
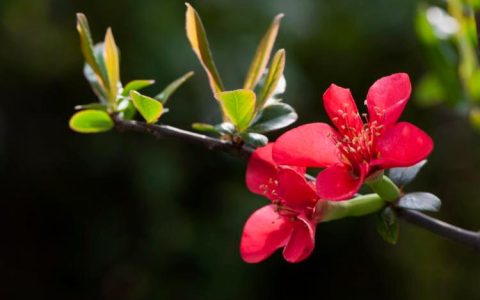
[246,144,278,199]
[366,73,411,128]
[240,205,293,263]
[373,122,433,169]
[323,84,363,133]
[272,123,340,168]
[277,167,317,210]
[283,215,316,263]
[316,164,365,201]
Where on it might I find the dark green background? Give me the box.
[1,0,480,299]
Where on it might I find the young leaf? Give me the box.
[376,207,399,245]
[83,43,109,104]
[130,91,163,124]
[249,102,297,133]
[104,28,120,103]
[155,71,194,104]
[243,14,284,90]
[75,103,107,111]
[76,13,103,79]
[120,100,137,120]
[257,49,286,109]
[69,110,114,133]
[397,192,441,212]
[122,80,155,96]
[192,122,218,133]
[389,160,428,187]
[215,89,256,132]
[214,122,235,135]
[185,3,224,94]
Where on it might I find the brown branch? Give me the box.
[114,117,254,159]
[113,117,480,253]
[396,209,480,251]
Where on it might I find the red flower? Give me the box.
[272,73,433,200]
[240,143,320,263]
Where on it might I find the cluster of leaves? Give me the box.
[377,160,441,244]
[415,0,480,130]
[185,4,297,147]
[69,14,193,133]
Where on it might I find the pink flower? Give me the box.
[272,73,433,200]
[240,143,320,263]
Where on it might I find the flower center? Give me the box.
[330,111,384,173]
[259,177,314,218]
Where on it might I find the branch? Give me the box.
[396,209,480,251]
[114,117,254,159]
[113,118,480,252]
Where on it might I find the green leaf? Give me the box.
[192,122,218,134]
[119,100,136,120]
[242,132,268,147]
[397,192,441,212]
[130,91,163,124]
[244,14,284,90]
[84,63,108,104]
[215,89,256,132]
[389,160,427,187]
[122,80,155,96]
[74,103,107,111]
[376,207,399,245]
[155,71,194,104]
[250,102,297,133]
[214,122,235,135]
[257,49,286,109]
[83,43,111,104]
[185,3,224,94]
[76,13,103,81]
[69,110,114,133]
[104,28,120,102]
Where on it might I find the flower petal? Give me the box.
[277,167,317,209]
[366,73,411,128]
[240,205,293,263]
[323,84,363,133]
[316,164,365,201]
[282,215,316,263]
[373,122,433,169]
[273,123,340,167]
[246,143,279,200]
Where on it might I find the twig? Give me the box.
[114,117,254,159]
[396,209,480,251]
[113,117,480,252]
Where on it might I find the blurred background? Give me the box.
[1,0,480,299]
